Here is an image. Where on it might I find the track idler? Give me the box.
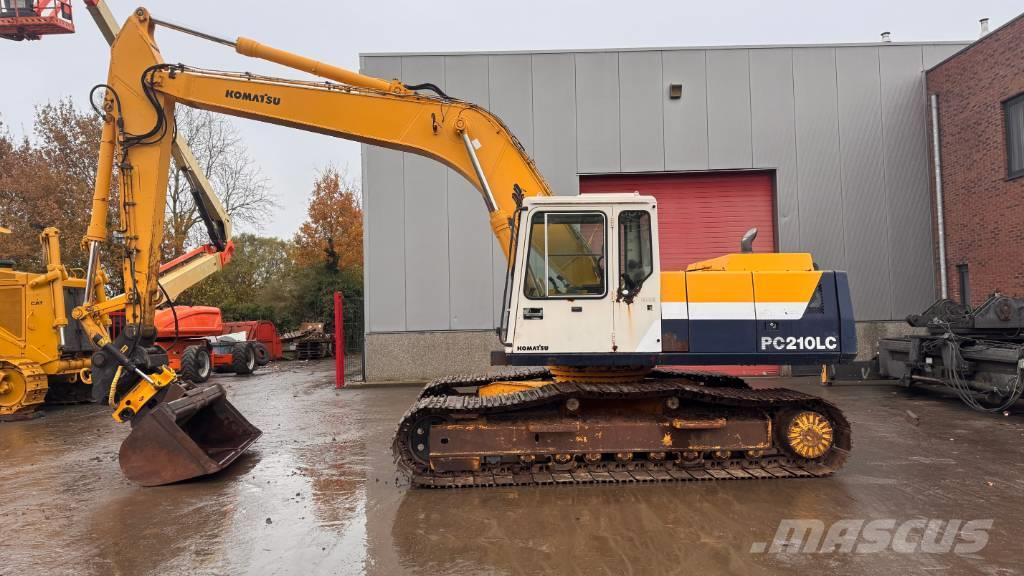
[118,381,261,486]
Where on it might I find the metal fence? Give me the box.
[340,295,364,354]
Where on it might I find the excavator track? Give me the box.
[394,370,850,488]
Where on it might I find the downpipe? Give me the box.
[930,93,948,299]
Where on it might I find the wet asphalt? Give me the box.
[1,359,1023,576]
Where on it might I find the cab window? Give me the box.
[619,211,653,291]
[523,212,606,298]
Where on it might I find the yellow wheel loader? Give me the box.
[62,8,855,487]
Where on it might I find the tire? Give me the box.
[179,345,212,383]
[231,342,256,375]
[253,342,271,366]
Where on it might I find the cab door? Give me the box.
[511,209,614,354]
[612,206,661,353]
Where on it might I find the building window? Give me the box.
[523,212,606,299]
[618,211,653,293]
[1006,93,1024,180]
[957,263,970,307]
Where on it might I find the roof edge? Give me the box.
[927,11,1024,73]
[361,40,969,59]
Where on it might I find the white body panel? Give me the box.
[611,203,661,353]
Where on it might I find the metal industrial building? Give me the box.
[360,40,968,382]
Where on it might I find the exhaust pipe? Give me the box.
[740,228,758,253]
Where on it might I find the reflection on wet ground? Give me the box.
[2,361,1023,575]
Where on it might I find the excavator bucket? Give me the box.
[118,382,261,486]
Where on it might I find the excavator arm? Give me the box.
[69,0,234,344]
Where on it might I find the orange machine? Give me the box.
[152,306,264,383]
[223,320,282,363]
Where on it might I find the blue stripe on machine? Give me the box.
[661,319,689,352]
[689,320,757,353]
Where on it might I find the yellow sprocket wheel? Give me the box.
[784,411,834,459]
[0,359,48,419]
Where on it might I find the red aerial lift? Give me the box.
[152,306,265,384]
[0,0,74,41]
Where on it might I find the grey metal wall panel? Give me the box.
[706,50,752,169]
[532,53,577,196]
[793,47,845,270]
[401,56,451,330]
[749,48,798,252]
[880,46,935,318]
[619,51,665,172]
[488,55,534,325]
[576,52,621,173]
[361,56,406,332]
[923,44,964,69]
[489,55,535,154]
[662,50,709,171]
[836,47,891,320]
[444,55,494,330]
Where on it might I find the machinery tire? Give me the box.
[179,345,212,383]
[231,342,256,375]
[253,342,271,366]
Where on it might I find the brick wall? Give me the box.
[926,13,1024,307]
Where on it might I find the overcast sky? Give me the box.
[3,0,1020,239]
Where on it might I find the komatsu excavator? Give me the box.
[77,7,856,487]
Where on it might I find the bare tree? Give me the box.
[165,108,276,258]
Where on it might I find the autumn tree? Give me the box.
[164,108,276,258]
[0,101,101,271]
[0,122,50,268]
[292,166,363,271]
[177,233,298,327]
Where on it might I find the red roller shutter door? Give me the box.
[580,171,778,377]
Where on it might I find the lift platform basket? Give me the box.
[0,1,74,41]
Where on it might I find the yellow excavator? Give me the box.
[74,8,856,487]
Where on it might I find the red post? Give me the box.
[334,291,345,389]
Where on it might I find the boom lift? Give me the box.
[80,8,856,487]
